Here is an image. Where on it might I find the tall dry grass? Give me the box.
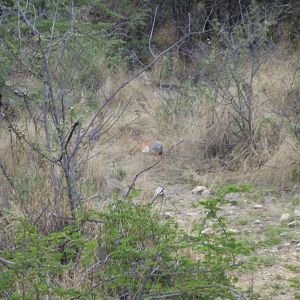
[130,48,300,186]
[0,47,299,231]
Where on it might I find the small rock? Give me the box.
[186,211,198,217]
[201,228,213,235]
[294,210,300,218]
[253,204,263,209]
[227,228,240,234]
[288,221,300,228]
[280,213,292,222]
[192,186,208,195]
[254,219,262,225]
[163,212,174,219]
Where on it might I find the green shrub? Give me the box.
[1,192,251,299]
[216,183,254,197]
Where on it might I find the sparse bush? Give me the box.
[1,191,251,299]
[154,0,299,173]
[0,1,299,298]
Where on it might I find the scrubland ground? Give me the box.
[1,2,300,298]
[2,48,299,299]
[83,51,300,299]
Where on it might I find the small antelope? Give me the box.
[130,139,164,156]
[127,127,163,156]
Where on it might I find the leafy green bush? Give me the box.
[1,191,251,299]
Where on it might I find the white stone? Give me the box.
[280,232,288,237]
[288,221,300,228]
[254,219,262,224]
[201,228,214,235]
[253,204,263,209]
[227,228,240,234]
[280,213,292,222]
[163,212,174,219]
[186,211,199,217]
[192,186,208,195]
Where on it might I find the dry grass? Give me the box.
[0,46,299,300]
[0,47,299,226]
[256,135,300,186]
[154,49,300,181]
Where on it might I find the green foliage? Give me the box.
[0,0,151,94]
[215,183,254,197]
[259,225,287,247]
[289,277,300,289]
[247,254,277,268]
[1,220,81,298]
[289,195,300,206]
[1,193,251,299]
[126,187,142,201]
[285,264,300,273]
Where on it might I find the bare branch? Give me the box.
[123,141,183,199]
[0,256,15,267]
[4,117,59,165]
[149,6,158,58]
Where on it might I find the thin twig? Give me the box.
[79,253,113,283]
[149,6,158,58]
[0,256,15,266]
[4,117,59,165]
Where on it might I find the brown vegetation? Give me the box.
[0,1,299,298]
